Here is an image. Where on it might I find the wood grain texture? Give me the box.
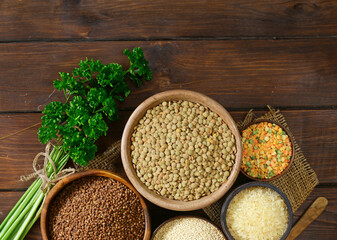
[0,109,336,189]
[0,0,336,239]
[0,191,42,239]
[292,187,337,239]
[1,187,335,240]
[1,40,337,112]
[287,197,329,240]
[0,112,128,189]
[0,0,337,41]
[0,114,44,189]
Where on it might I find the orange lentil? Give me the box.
[241,122,292,179]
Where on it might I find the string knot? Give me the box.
[20,142,75,194]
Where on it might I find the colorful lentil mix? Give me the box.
[47,176,145,240]
[241,122,292,179]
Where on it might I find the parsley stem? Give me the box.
[95,107,105,113]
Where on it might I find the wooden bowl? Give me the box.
[220,182,293,240]
[151,215,227,239]
[240,119,295,181]
[40,169,151,240]
[121,89,242,211]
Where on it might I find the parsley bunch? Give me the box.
[38,47,152,166]
[0,47,151,240]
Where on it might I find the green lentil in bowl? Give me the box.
[131,100,236,201]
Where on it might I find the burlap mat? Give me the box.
[76,107,319,228]
[203,106,319,227]
[75,140,122,173]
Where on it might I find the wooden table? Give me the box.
[0,1,336,239]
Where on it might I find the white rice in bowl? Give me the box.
[226,186,289,240]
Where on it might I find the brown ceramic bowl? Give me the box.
[240,119,295,181]
[121,90,242,211]
[151,215,227,239]
[40,169,151,240]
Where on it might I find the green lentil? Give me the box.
[131,100,236,201]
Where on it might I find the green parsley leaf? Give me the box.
[124,47,152,86]
[38,101,67,144]
[38,47,152,166]
[87,87,108,109]
[97,63,125,88]
[102,97,118,121]
[83,113,108,141]
[66,96,90,127]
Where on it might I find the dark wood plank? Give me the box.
[0,112,128,189]
[293,186,337,239]
[0,109,336,189]
[0,191,42,239]
[1,0,337,41]
[1,187,336,239]
[1,40,337,112]
[0,114,44,189]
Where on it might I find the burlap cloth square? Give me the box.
[203,106,319,227]
[77,106,319,228]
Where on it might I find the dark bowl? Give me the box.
[240,119,295,181]
[220,182,293,240]
[151,215,226,239]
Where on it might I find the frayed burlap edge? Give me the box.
[203,106,319,227]
[75,140,122,172]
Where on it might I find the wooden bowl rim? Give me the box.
[151,215,227,239]
[40,169,151,240]
[240,119,295,181]
[220,181,293,240]
[121,89,242,211]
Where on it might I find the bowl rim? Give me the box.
[151,215,226,239]
[40,169,151,240]
[121,89,242,211]
[240,119,295,181]
[220,181,293,240]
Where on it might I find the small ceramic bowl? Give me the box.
[151,216,226,240]
[121,90,242,211]
[40,169,151,240]
[220,182,293,240]
[240,119,295,181]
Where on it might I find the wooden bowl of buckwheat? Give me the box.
[121,90,242,211]
[41,170,151,240]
